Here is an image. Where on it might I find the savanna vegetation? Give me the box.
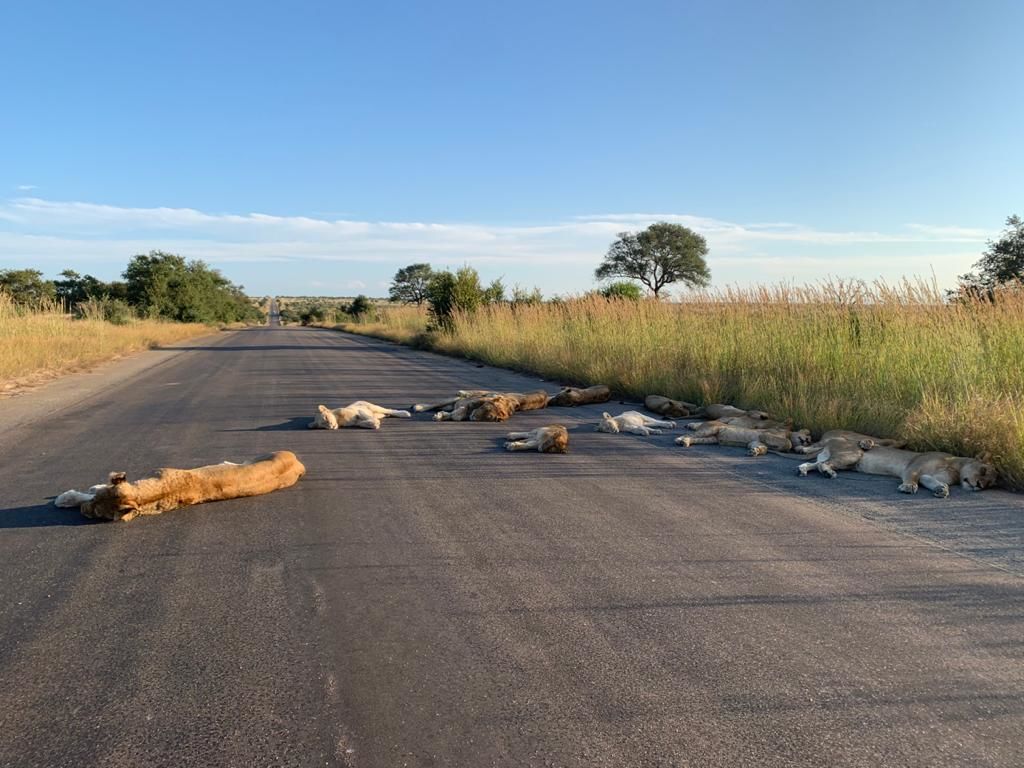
[0,293,209,392]
[0,251,262,389]
[336,217,1024,489]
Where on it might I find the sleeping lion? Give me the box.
[674,415,811,455]
[54,450,306,521]
[504,425,570,453]
[413,390,549,422]
[797,433,996,497]
[309,401,412,430]
[548,385,611,407]
[597,411,676,436]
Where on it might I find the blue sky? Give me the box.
[2,0,1021,297]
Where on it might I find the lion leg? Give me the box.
[54,489,97,508]
[643,417,675,429]
[625,425,655,436]
[689,424,724,438]
[747,440,768,457]
[505,431,532,440]
[797,461,817,476]
[369,405,412,418]
[675,435,717,447]
[505,438,540,452]
[918,474,950,498]
[412,397,460,413]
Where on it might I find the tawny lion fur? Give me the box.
[596,411,676,436]
[54,451,306,521]
[796,432,996,498]
[413,390,549,422]
[309,401,412,430]
[504,425,570,453]
[644,395,700,418]
[548,385,611,407]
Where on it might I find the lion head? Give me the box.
[596,412,620,433]
[470,396,516,422]
[960,460,997,491]
[80,472,140,521]
[309,405,339,430]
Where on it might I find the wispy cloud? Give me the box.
[0,196,994,290]
[15,184,37,192]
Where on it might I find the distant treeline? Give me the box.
[0,251,263,325]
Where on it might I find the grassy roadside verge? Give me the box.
[334,283,1024,490]
[0,299,214,395]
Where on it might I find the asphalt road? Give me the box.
[1,326,1023,767]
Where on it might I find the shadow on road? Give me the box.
[221,416,312,432]
[0,502,101,528]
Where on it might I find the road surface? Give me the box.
[1,326,1022,767]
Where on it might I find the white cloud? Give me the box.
[15,184,37,192]
[0,196,994,291]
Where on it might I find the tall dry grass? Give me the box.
[0,294,212,391]
[341,280,1024,488]
[336,304,431,345]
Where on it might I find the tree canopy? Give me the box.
[389,263,434,305]
[124,251,261,323]
[957,215,1024,293]
[595,222,710,297]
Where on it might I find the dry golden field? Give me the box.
[0,295,212,394]
[339,281,1024,489]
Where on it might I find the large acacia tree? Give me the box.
[595,222,710,298]
[389,263,434,305]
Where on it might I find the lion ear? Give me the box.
[109,472,127,485]
[602,412,611,419]
[318,405,331,415]
[977,451,994,464]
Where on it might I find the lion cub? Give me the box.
[309,401,412,430]
[504,425,570,453]
[596,411,676,436]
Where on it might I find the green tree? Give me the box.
[510,285,543,306]
[0,268,56,305]
[426,266,495,329]
[53,270,110,307]
[598,281,644,300]
[595,222,711,298]
[123,251,261,323]
[389,263,434,305]
[957,215,1024,293]
[346,295,374,317]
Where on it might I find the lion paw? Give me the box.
[665,421,677,430]
[675,435,692,447]
[747,442,767,457]
[898,482,919,494]
[821,465,837,479]
[933,484,950,498]
[858,439,876,450]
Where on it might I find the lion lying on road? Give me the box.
[309,401,412,430]
[413,390,548,422]
[54,451,306,521]
[644,395,700,418]
[548,385,611,407]
[796,432,995,497]
[674,416,811,455]
[504,425,570,453]
[597,411,676,436]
